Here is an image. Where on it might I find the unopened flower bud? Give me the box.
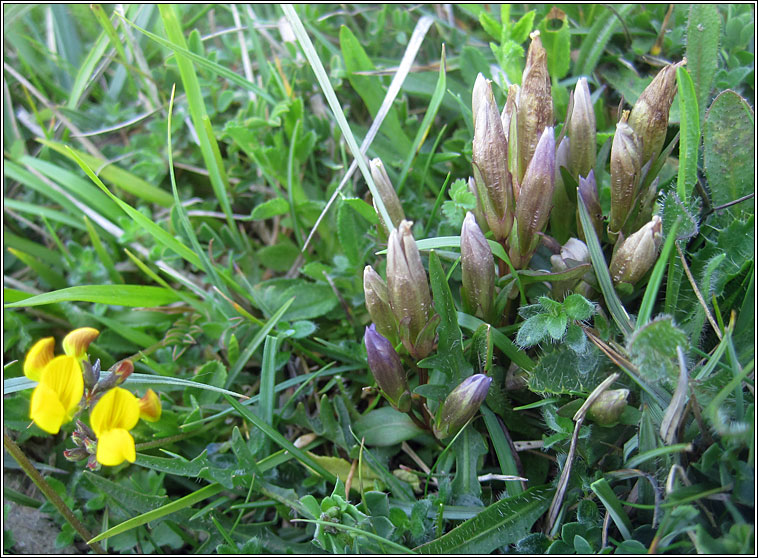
[86,454,101,472]
[550,136,573,243]
[138,389,162,422]
[364,266,397,343]
[112,359,134,386]
[467,177,489,234]
[587,389,629,425]
[364,325,411,412]
[472,74,514,241]
[62,327,99,360]
[551,238,592,298]
[370,158,405,230]
[64,447,89,462]
[501,84,520,182]
[460,212,495,321]
[82,360,100,391]
[434,374,492,440]
[577,170,603,241]
[568,78,596,178]
[518,31,553,181]
[628,61,684,167]
[387,221,436,359]
[608,112,643,238]
[512,127,556,266]
[609,216,663,285]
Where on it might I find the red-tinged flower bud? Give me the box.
[518,31,553,182]
[62,327,100,360]
[587,389,629,426]
[364,325,411,412]
[461,212,496,321]
[370,158,405,231]
[608,112,643,239]
[568,78,596,178]
[64,447,89,462]
[577,170,603,241]
[364,265,398,343]
[512,127,556,266]
[93,359,134,394]
[472,74,514,242]
[138,389,162,422]
[433,374,492,440]
[628,61,685,167]
[387,221,436,359]
[609,216,663,285]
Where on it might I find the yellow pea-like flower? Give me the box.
[23,337,55,382]
[138,389,162,423]
[91,387,140,466]
[62,327,100,360]
[29,356,84,434]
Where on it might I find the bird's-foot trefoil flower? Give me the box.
[90,387,141,467]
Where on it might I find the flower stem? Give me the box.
[3,429,106,554]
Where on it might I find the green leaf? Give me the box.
[414,486,554,553]
[338,25,410,153]
[427,251,470,380]
[510,10,536,44]
[452,428,487,505]
[538,9,570,79]
[628,316,688,389]
[186,361,227,406]
[481,406,523,496]
[703,90,755,217]
[675,67,700,202]
[251,198,290,220]
[562,294,595,322]
[574,5,635,77]
[686,5,721,125]
[516,314,550,348]
[251,278,337,321]
[3,285,181,308]
[545,314,568,341]
[354,407,424,447]
[458,312,535,372]
[590,478,632,540]
[528,344,611,395]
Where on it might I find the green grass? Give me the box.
[3,4,754,555]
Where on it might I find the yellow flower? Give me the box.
[138,389,162,422]
[91,387,140,466]
[23,337,55,381]
[62,327,99,360]
[29,356,84,434]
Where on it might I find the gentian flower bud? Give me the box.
[386,221,436,359]
[370,158,405,230]
[577,170,603,241]
[608,112,643,239]
[550,136,573,243]
[587,389,629,426]
[364,325,411,412]
[472,74,514,242]
[364,265,398,343]
[511,127,556,267]
[609,216,663,285]
[501,84,520,183]
[518,31,553,182]
[433,374,492,440]
[550,238,592,299]
[568,78,596,179]
[628,61,684,167]
[467,176,489,234]
[460,212,495,321]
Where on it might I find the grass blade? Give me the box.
[676,66,700,202]
[481,405,524,496]
[590,477,633,540]
[3,284,182,309]
[281,4,392,231]
[577,192,633,336]
[636,219,680,328]
[458,312,535,372]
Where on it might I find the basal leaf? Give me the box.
[354,407,424,447]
